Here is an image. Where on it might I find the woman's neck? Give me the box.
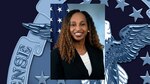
[73,40,87,55]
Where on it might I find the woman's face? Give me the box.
[69,12,88,42]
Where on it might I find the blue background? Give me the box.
[0,0,38,83]
[0,0,150,84]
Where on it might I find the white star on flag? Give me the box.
[57,18,62,23]
[57,7,62,12]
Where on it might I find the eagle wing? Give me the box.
[105,24,150,84]
[22,23,50,41]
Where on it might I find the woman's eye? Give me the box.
[81,23,85,26]
[70,24,76,27]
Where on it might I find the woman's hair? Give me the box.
[54,9,103,63]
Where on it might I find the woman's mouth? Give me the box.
[74,32,83,36]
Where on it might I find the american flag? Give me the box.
[50,4,69,50]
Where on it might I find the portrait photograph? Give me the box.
[50,4,105,79]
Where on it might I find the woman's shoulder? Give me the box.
[52,48,59,52]
[51,48,60,56]
[88,45,103,52]
[93,47,103,55]
[51,48,63,62]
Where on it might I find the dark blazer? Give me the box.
[51,45,104,79]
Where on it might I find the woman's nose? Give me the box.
[75,25,81,30]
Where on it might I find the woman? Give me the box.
[51,9,104,79]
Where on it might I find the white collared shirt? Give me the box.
[80,52,92,76]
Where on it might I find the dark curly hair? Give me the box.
[54,9,103,63]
